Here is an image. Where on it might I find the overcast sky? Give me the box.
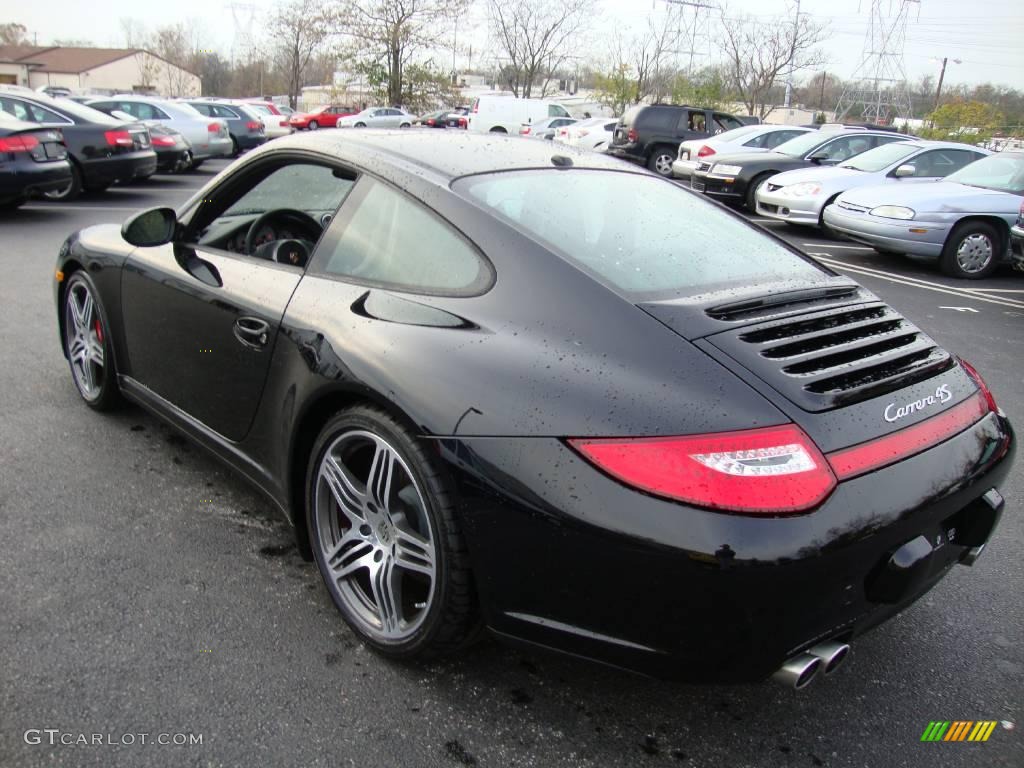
[10,0,1024,89]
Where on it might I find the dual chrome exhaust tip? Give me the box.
[772,641,851,690]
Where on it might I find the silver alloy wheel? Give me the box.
[955,233,994,274]
[308,120,319,130]
[654,153,673,175]
[64,280,105,400]
[314,430,436,642]
[43,177,73,200]
[176,150,192,173]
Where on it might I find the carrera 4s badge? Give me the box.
[884,384,953,423]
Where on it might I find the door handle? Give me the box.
[233,316,270,349]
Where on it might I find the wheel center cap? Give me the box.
[376,517,395,546]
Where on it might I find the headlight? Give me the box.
[780,182,822,198]
[869,205,915,220]
[712,164,742,175]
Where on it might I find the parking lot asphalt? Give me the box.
[1,158,1021,768]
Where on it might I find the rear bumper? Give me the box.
[81,151,157,186]
[234,134,268,150]
[605,147,645,166]
[191,136,233,160]
[671,158,698,177]
[0,160,72,200]
[451,409,1014,682]
[822,205,947,256]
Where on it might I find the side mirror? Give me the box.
[808,152,829,164]
[893,164,916,178]
[122,207,177,247]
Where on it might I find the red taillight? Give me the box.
[827,391,990,481]
[0,134,40,152]
[246,120,262,131]
[150,135,176,147]
[958,358,998,414]
[458,117,467,127]
[697,145,716,158]
[427,118,435,126]
[520,126,531,135]
[570,425,837,515]
[472,100,479,113]
[280,120,289,127]
[207,122,220,133]
[104,130,133,147]
[627,127,638,142]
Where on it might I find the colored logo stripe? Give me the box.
[921,720,997,742]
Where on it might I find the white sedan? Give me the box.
[672,124,811,178]
[553,117,618,152]
[338,107,415,129]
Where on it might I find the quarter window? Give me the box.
[0,97,70,125]
[319,179,488,295]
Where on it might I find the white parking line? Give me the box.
[809,254,1024,310]
[968,288,1024,294]
[800,242,873,251]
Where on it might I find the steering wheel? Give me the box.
[244,208,322,256]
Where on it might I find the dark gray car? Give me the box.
[184,99,267,156]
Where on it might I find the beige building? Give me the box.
[0,46,200,97]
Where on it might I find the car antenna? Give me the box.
[551,155,573,168]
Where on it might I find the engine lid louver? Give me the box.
[707,302,954,412]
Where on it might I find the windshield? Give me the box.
[841,142,921,172]
[945,154,1024,194]
[774,131,839,158]
[455,170,822,298]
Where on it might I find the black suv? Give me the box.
[607,104,745,177]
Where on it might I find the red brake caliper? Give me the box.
[94,318,103,344]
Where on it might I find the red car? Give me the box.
[288,105,356,130]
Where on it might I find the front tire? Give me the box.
[62,272,120,410]
[308,120,319,130]
[306,406,478,659]
[353,122,366,128]
[745,173,772,212]
[489,126,507,134]
[940,221,1000,279]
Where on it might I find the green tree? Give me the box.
[922,99,1005,144]
[593,63,635,117]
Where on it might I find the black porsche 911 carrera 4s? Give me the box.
[54,130,1015,688]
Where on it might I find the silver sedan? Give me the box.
[822,152,1024,279]
[757,140,988,229]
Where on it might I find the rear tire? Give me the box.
[62,271,121,411]
[308,120,319,130]
[647,146,675,177]
[940,221,1000,279]
[230,136,240,157]
[353,122,366,128]
[42,162,82,202]
[306,405,479,659]
[399,122,411,129]
[489,126,507,134]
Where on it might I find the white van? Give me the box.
[466,95,572,135]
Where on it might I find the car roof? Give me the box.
[266,129,643,180]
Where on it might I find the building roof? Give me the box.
[0,45,196,77]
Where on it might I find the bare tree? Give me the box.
[273,0,334,108]
[338,0,468,108]
[720,8,827,117]
[0,23,31,46]
[486,0,590,98]
[152,23,202,96]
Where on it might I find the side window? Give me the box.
[90,101,116,115]
[548,104,569,118]
[191,103,211,116]
[763,130,802,149]
[216,106,239,119]
[688,111,707,132]
[0,97,32,121]
[319,178,489,295]
[743,132,769,148]
[124,102,165,120]
[912,149,982,177]
[870,135,904,149]
[817,135,871,162]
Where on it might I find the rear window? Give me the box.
[455,170,822,298]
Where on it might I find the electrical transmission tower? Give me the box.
[835,0,919,124]
[228,2,259,67]
[663,0,716,75]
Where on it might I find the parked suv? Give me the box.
[607,104,745,176]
